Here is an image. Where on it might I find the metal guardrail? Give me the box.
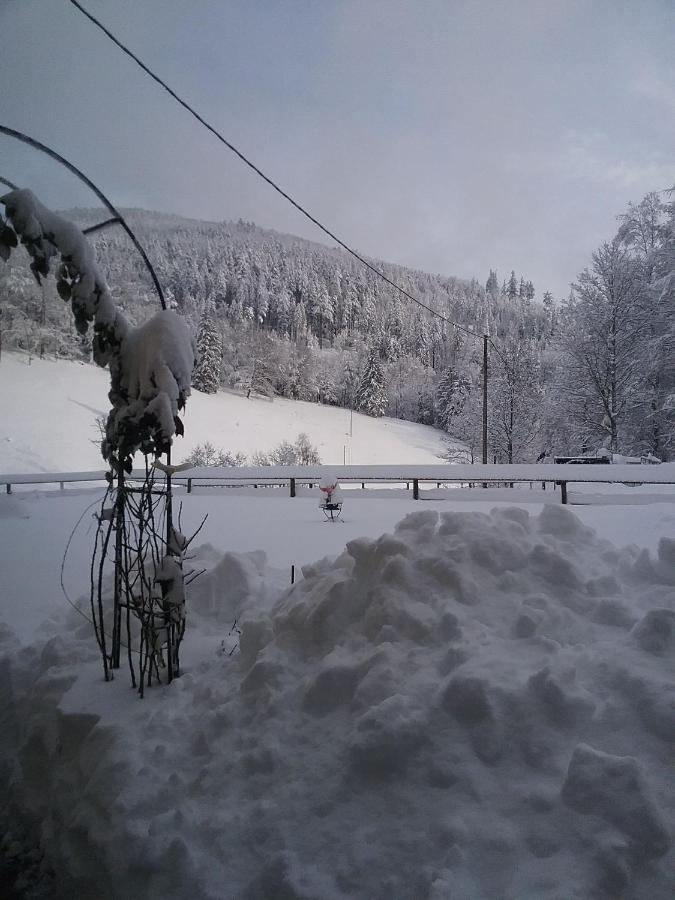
[2,464,673,504]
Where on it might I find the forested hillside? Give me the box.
[1,192,673,460]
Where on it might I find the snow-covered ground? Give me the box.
[1,485,674,899]
[1,352,674,898]
[0,352,449,473]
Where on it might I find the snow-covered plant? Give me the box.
[184,443,247,467]
[251,434,321,467]
[268,440,298,466]
[102,308,196,472]
[1,189,199,689]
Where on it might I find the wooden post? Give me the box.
[291,565,295,584]
[559,481,568,505]
[290,477,296,498]
[413,479,419,500]
[5,483,11,495]
[187,477,192,494]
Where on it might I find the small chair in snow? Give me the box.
[318,476,343,522]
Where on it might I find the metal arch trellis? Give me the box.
[0,125,166,310]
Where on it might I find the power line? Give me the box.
[68,0,480,342]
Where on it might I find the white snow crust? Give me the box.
[1,504,673,899]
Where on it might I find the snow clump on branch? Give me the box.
[104,310,197,467]
[1,188,128,365]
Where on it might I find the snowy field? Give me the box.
[1,352,674,898]
[0,353,449,473]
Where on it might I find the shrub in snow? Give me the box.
[252,433,321,467]
[268,440,297,466]
[183,443,247,467]
[294,431,321,465]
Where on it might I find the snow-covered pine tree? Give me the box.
[192,305,222,393]
[434,367,470,432]
[355,347,388,417]
[485,269,499,297]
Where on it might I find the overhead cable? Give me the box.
[68,0,482,341]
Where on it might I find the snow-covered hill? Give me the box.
[0,352,449,473]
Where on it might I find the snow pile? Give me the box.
[1,506,674,898]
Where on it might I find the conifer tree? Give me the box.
[355,348,388,417]
[192,306,222,394]
[435,367,470,432]
[485,270,499,297]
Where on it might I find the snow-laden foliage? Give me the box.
[0,189,128,366]
[104,310,196,469]
[551,193,674,459]
[0,190,197,471]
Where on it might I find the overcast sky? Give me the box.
[1,0,674,298]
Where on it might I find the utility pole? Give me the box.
[482,334,488,465]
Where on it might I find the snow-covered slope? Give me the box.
[0,353,448,473]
